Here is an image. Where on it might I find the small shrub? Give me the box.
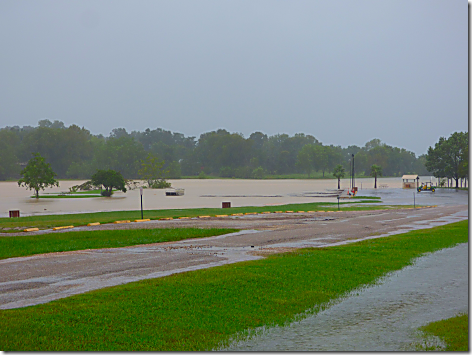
[150,180,171,189]
[220,167,235,178]
[234,166,252,179]
[252,167,265,179]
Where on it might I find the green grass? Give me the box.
[32,194,102,199]
[0,228,237,260]
[0,200,393,232]
[35,189,104,198]
[0,220,467,351]
[351,195,381,200]
[418,313,468,351]
[44,189,103,195]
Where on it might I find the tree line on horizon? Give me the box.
[0,119,442,181]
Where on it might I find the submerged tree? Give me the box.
[333,164,346,189]
[370,164,382,189]
[18,153,59,198]
[91,169,127,196]
[138,153,171,188]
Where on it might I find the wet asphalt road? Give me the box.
[0,189,467,310]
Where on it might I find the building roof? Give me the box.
[402,175,419,180]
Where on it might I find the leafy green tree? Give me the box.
[277,150,291,174]
[18,153,59,198]
[92,136,146,178]
[370,164,382,189]
[138,153,170,188]
[0,129,20,180]
[425,132,468,188]
[296,144,315,177]
[0,121,434,180]
[313,145,329,177]
[165,161,182,179]
[20,122,94,178]
[333,164,345,189]
[194,130,253,175]
[91,169,127,196]
[325,145,344,173]
[459,143,468,184]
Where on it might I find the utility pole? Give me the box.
[349,159,351,190]
[351,153,355,190]
[140,187,144,219]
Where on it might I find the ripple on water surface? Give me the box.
[223,243,468,352]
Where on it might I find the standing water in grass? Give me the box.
[224,243,468,351]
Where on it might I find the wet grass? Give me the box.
[0,200,390,232]
[351,195,381,199]
[0,220,467,351]
[418,313,468,351]
[34,189,104,198]
[31,195,102,199]
[0,228,237,260]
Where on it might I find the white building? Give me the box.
[402,175,419,189]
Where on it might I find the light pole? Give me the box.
[349,159,351,190]
[140,187,144,219]
[352,153,355,190]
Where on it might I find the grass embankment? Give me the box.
[0,220,467,351]
[0,200,387,232]
[418,313,468,351]
[0,228,237,260]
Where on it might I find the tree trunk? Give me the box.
[35,189,39,198]
[374,176,377,189]
[455,178,459,188]
[338,178,340,189]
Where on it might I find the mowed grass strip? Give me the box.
[418,313,468,351]
[0,220,467,351]
[0,228,237,260]
[0,200,386,232]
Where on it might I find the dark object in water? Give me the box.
[166,188,185,196]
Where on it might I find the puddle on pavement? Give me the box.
[222,242,468,351]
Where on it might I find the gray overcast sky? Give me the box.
[0,0,468,155]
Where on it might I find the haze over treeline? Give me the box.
[0,120,431,181]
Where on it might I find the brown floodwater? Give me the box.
[0,176,440,217]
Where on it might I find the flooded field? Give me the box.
[224,242,468,351]
[0,176,463,218]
